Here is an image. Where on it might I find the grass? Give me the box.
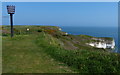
[0,36,2,74]
[2,34,75,73]
[35,33,120,73]
[2,25,120,73]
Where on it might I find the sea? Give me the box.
[60,26,119,53]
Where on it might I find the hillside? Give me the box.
[2,25,114,51]
[2,25,120,73]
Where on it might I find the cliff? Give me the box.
[87,38,115,49]
[2,25,115,51]
[2,25,120,73]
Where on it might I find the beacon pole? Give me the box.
[10,13,14,37]
[7,5,15,38]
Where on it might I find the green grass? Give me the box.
[2,34,75,73]
[2,25,120,73]
[35,33,120,73]
[0,36,2,74]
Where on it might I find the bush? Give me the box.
[37,29,42,32]
[36,34,120,73]
[2,33,9,36]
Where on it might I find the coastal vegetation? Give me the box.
[2,25,120,73]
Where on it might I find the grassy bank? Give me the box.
[36,32,120,73]
[2,25,120,73]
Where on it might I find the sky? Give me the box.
[2,2,118,27]
[1,0,119,2]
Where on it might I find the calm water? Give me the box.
[60,26,119,53]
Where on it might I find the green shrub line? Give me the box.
[35,33,120,73]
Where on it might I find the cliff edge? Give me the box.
[2,25,115,51]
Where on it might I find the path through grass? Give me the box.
[2,34,74,73]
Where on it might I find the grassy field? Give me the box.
[2,25,120,73]
[2,34,75,73]
[0,36,2,74]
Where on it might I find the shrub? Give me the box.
[36,34,120,73]
[37,29,42,32]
